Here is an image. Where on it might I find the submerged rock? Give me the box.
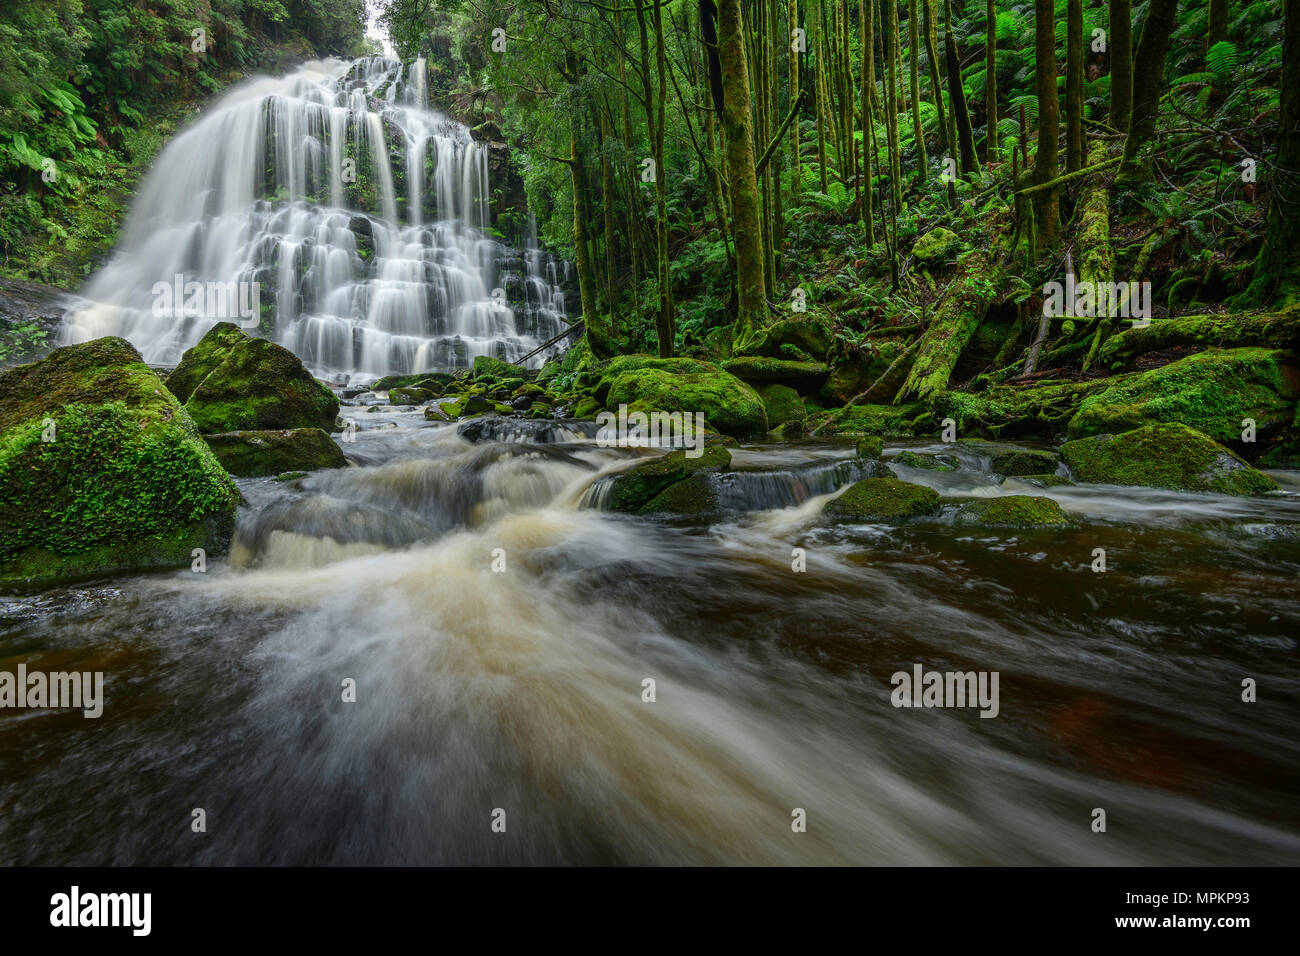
[0,337,240,586]
[822,477,941,521]
[204,429,347,477]
[1060,422,1279,496]
[954,495,1070,528]
[168,323,339,433]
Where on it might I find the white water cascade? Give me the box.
[58,57,571,381]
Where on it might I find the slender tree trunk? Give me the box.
[1033,0,1060,252]
[1109,0,1133,132]
[908,0,928,180]
[985,0,997,163]
[886,0,904,207]
[860,0,876,243]
[1066,0,1085,172]
[789,0,802,198]
[1120,0,1179,176]
[1208,0,1229,49]
[923,0,950,154]
[716,0,769,343]
[570,123,599,348]
[815,24,830,190]
[944,0,976,173]
[599,99,618,313]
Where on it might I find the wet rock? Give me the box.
[990,448,1060,476]
[1008,473,1074,488]
[856,436,884,459]
[891,450,959,472]
[822,477,941,521]
[1060,422,1279,496]
[205,429,347,477]
[757,383,806,428]
[953,495,1070,528]
[598,356,768,437]
[0,277,67,367]
[0,337,240,586]
[606,446,732,514]
[389,386,434,405]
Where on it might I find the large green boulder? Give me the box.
[822,477,941,521]
[757,383,806,428]
[720,356,828,388]
[168,325,339,434]
[733,315,835,360]
[604,446,731,514]
[599,357,768,437]
[911,227,962,263]
[1068,348,1300,451]
[0,337,241,586]
[954,495,1070,528]
[472,354,525,382]
[1060,422,1279,496]
[204,429,347,477]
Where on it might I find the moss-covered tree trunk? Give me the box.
[1079,143,1117,372]
[923,0,951,156]
[908,0,928,180]
[1066,0,1084,173]
[985,0,997,164]
[860,0,876,243]
[1033,0,1060,252]
[652,0,675,355]
[717,0,769,345]
[1120,0,1179,177]
[790,0,802,201]
[1241,0,1300,304]
[569,123,602,356]
[1109,0,1133,132]
[886,0,904,207]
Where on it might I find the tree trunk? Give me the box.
[1066,0,1085,173]
[1033,0,1060,252]
[944,0,977,174]
[716,0,769,344]
[985,0,997,164]
[1109,0,1133,132]
[908,0,928,180]
[1120,0,1179,176]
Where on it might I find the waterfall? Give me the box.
[58,57,570,382]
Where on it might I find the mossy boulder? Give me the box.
[423,405,451,422]
[990,448,1060,476]
[1060,423,1279,496]
[808,402,930,437]
[164,321,248,402]
[820,340,907,404]
[371,371,455,392]
[472,354,524,382]
[0,337,241,586]
[605,446,731,514]
[1068,348,1300,451]
[205,428,347,477]
[933,378,1121,441]
[734,315,835,360]
[389,386,434,405]
[572,396,603,419]
[891,450,959,472]
[720,356,828,388]
[638,472,720,515]
[757,383,806,428]
[172,326,339,434]
[856,436,884,459]
[822,477,942,521]
[1095,308,1300,370]
[599,357,768,437]
[911,227,962,263]
[954,495,1070,528]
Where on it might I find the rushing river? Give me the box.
[2,404,1298,865]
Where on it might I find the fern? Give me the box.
[1206,41,1239,82]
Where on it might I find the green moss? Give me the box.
[180,332,339,434]
[606,446,732,513]
[423,405,451,421]
[822,477,942,521]
[273,471,308,482]
[1068,348,1300,449]
[757,383,806,428]
[165,322,249,403]
[1096,308,1300,369]
[637,472,719,515]
[732,315,834,360]
[389,386,434,405]
[600,357,768,437]
[911,227,962,262]
[856,436,884,459]
[719,356,828,383]
[472,355,524,381]
[820,340,907,404]
[1060,422,1279,496]
[892,450,958,471]
[807,402,929,437]
[572,396,602,419]
[990,448,1060,476]
[933,377,1121,441]
[0,337,240,586]
[954,495,1070,527]
[204,428,346,477]
[371,371,456,391]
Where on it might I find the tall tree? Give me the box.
[1120,0,1179,175]
[1109,0,1133,132]
[1033,0,1060,251]
[944,0,976,173]
[1066,0,1084,172]
[908,0,928,180]
[985,0,997,163]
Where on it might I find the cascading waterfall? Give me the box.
[57,56,570,381]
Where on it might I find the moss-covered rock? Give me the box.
[423,405,451,422]
[205,428,347,477]
[178,329,339,434]
[1060,423,1279,496]
[1067,348,1300,452]
[637,472,720,515]
[822,477,942,521]
[933,378,1122,441]
[733,315,835,360]
[856,436,884,459]
[0,337,241,586]
[819,340,907,404]
[389,386,434,405]
[720,356,829,387]
[911,226,962,262]
[891,450,959,471]
[1008,473,1074,488]
[990,448,1060,476]
[605,446,732,513]
[1096,308,1300,370]
[757,383,806,428]
[572,396,602,419]
[953,495,1070,527]
[165,321,248,402]
[371,371,456,392]
[806,402,930,437]
[599,356,768,437]
[472,354,524,381]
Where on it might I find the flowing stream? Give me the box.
[3,406,1298,865]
